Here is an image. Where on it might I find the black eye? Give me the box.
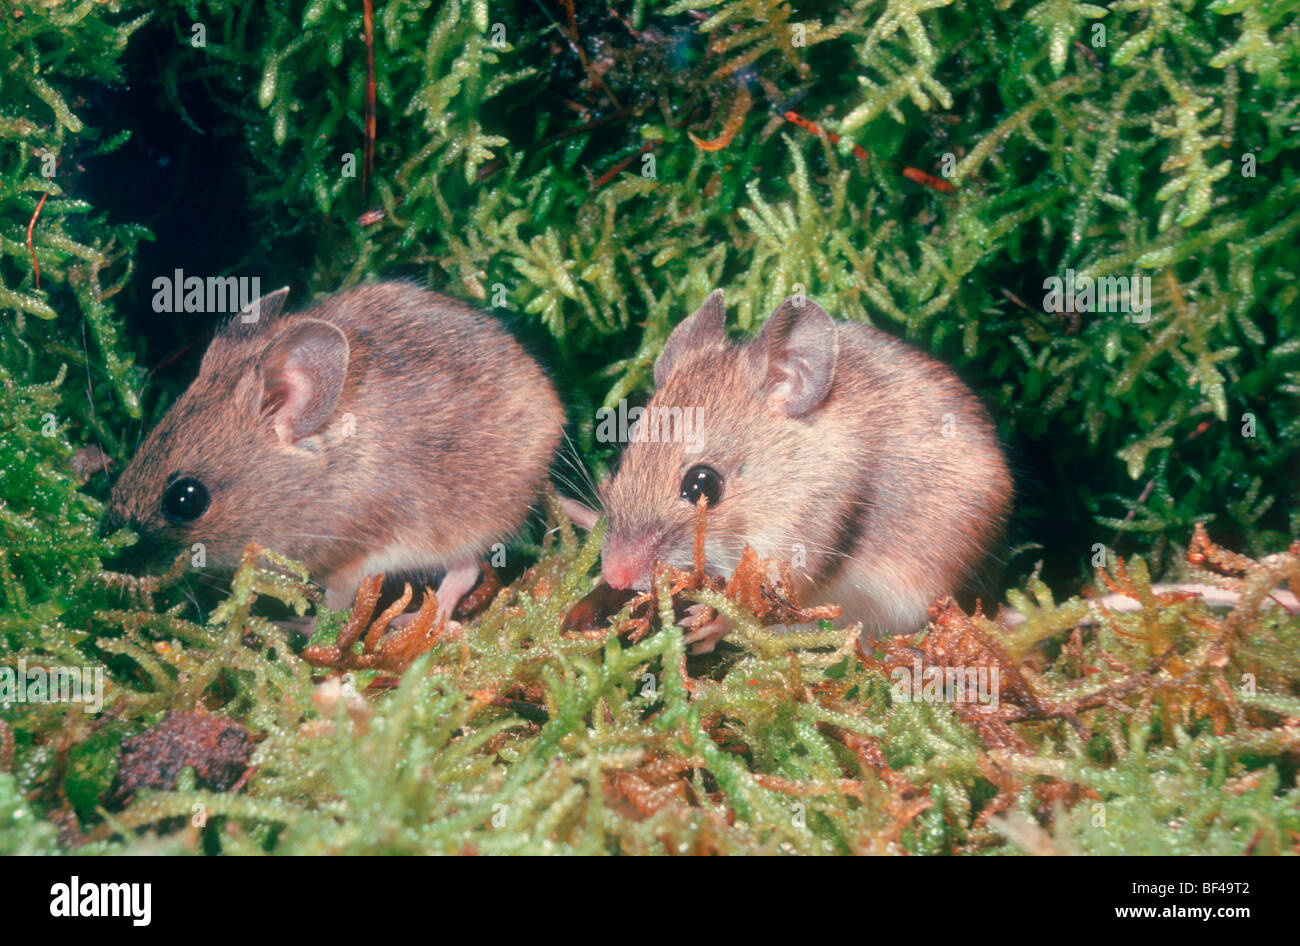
[162,477,210,524]
[679,465,723,507]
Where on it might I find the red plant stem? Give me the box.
[27,192,48,289]
[779,106,958,193]
[362,0,376,197]
[595,140,659,189]
[901,166,956,193]
[779,109,869,161]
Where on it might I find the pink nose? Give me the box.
[603,560,643,590]
[601,536,657,590]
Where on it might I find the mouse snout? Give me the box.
[601,529,662,591]
[98,509,123,539]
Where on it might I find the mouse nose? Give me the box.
[602,559,643,591]
[601,532,659,590]
[98,509,124,539]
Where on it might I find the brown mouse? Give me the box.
[103,281,565,618]
[598,290,1012,651]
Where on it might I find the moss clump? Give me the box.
[10,511,1293,855]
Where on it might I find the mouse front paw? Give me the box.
[679,603,732,655]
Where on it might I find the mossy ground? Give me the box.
[1,0,1297,854]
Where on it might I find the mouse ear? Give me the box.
[257,319,350,444]
[202,288,291,371]
[237,287,289,329]
[753,296,837,416]
[655,290,727,388]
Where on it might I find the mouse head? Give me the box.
[103,289,354,577]
[600,290,839,590]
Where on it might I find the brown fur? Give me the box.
[105,281,564,607]
[600,291,1012,638]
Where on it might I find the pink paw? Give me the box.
[680,603,732,655]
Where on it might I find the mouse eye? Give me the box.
[161,477,210,524]
[679,465,723,507]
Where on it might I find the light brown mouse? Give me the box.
[598,290,1013,651]
[104,281,565,618]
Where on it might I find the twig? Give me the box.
[594,140,659,188]
[27,192,48,288]
[362,0,376,197]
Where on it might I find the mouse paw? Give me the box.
[435,563,482,624]
[679,604,732,655]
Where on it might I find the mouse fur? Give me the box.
[599,290,1012,647]
[104,281,565,614]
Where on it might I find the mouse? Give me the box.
[102,280,565,620]
[597,290,1013,652]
